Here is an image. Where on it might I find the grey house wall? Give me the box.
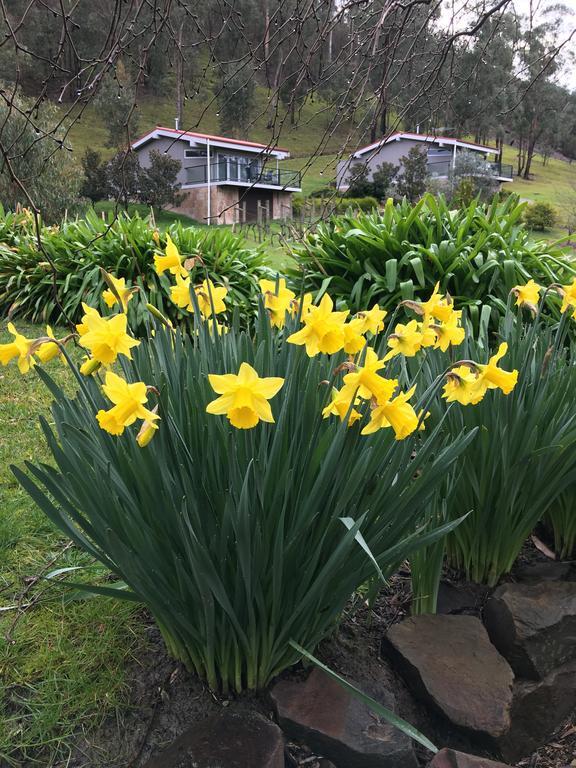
[134,136,269,187]
[336,139,431,189]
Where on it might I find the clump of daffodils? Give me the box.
[11,231,562,450]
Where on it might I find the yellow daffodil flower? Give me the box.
[419,319,437,348]
[361,386,419,440]
[291,292,313,318]
[433,310,465,353]
[193,278,228,318]
[80,356,102,376]
[512,279,541,309]
[0,323,35,373]
[342,318,367,355]
[154,233,188,278]
[322,388,362,426]
[356,304,387,335]
[137,407,160,447]
[152,229,160,245]
[341,348,396,402]
[476,342,518,395]
[76,303,101,336]
[260,278,296,328]
[442,366,485,406]
[559,278,576,317]
[206,362,284,429]
[35,326,62,364]
[287,293,348,356]
[102,274,134,312]
[96,372,160,436]
[78,307,139,365]
[384,319,424,361]
[420,283,453,323]
[170,273,193,312]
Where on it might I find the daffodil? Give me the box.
[384,319,424,361]
[102,274,134,311]
[80,356,101,376]
[560,278,576,317]
[193,278,228,318]
[361,386,419,439]
[442,365,485,406]
[433,310,465,352]
[287,294,348,356]
[137,406,160,447]
[291,292,313,317]
[476,342,518,395]
[206,362,284,429]
[78,308,139,365]
[419,320,437,348]
[76,303,101,336]
[419,283,453,323]
[154,233,188,278]
[96,372,160,436]
[35,326,63,364]
[341,348,396,402]
[322,388,362,426]
[342,318,366,355]
[170,273,193,312]
[512,279,541,309]
[0,323,35,373]
[260,278,296,328]
[355,304,387,335]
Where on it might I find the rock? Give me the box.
[384,615,514,740]
[270,668,418,768]
[483,581,576,680]
[513,561,575,583]
[142,709,285,768]
[496,662,576,762]
[427,748,510,768]
[436,582,490,616]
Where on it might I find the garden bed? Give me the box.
[60,547,576,768]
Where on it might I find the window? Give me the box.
[185,149,207,158]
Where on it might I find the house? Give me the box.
[131,126,301,224]
[336,131,513,191]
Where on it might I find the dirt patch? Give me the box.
[59,562,575,768]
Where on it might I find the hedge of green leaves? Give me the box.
[0,211,269,333]
[290,194,574,327]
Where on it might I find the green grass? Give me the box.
[93,200,198,229]
[0,324,143,767]
[501,146,576,210]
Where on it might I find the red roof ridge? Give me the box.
[355,131,498,155]
[133,126,289,154]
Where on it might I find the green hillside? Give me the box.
[64,93,576,219]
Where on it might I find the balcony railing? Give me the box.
[185,159,301,189]
[427,159,513,180]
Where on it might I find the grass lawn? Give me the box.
[500,146,576,211]
[0,326,143,767]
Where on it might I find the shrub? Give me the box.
[347,163,373,197]
[333,196,378,214]
[9,276,481,693]
[290,194,575,328]
[0,211,269,333]
[396,146,428,202]
[137,150,183,209]
[524,201,556,231]
[80,150,110,203]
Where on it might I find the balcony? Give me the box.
[185,159,301,189]
[427,159,513,181]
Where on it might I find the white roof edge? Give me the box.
[131,129,290,159]
[353,133,499,158]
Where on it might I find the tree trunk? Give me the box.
[175,21,184,128]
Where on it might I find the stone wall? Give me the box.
[169,186,240,224]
